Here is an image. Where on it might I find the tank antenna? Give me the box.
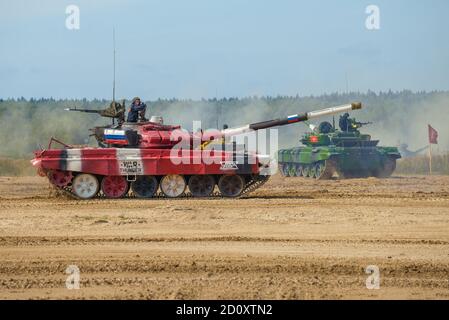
[112,27,116,103]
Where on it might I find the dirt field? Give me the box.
[0,174,448,300]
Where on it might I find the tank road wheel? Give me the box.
[319,159,337,180]
[314,161,335,180]
[296,165,304,177]
[72,174,100,199]
[218,175,245,198]
[374,157,397,178]
[131,176,159,198]
[312,162,322,179]
[288,164,298,177]
[302,165,311,178]
[188,175,215,197]
[309,164,317,179]
[278,163,288,177]
[101,176,129,199]
[160,174,186,198]
[279,163,290,177]
[48,170,73,187]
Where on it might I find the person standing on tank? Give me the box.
[127,97,148,122]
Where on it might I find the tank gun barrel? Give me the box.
[65,108,103,114]
[65,100,125,120]
[221,102,362,136]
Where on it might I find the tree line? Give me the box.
[0,90,448,159]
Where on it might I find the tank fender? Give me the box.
[378,147,402,159]
[387,152,402,159]
[328,152,342,158]
[309,150,340,163]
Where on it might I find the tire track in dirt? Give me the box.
[1,236,449,246]
[1,256,448,299]
[1,175,449,299]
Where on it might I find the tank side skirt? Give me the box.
[39,148,261,176]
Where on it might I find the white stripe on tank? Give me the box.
[115,148,142,160]
[65,149,82,172]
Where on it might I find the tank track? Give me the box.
[50,175,270,200]
[279,158,337,180]
[241,174,270,196]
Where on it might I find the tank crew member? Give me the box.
[127,97,148,123]
[339,113,357,132]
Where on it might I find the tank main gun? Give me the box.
[199,102,362,148]
[220,102,362,136]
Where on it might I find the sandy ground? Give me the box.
[0,174,448,300]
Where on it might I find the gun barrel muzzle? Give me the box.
[351,102,362,110]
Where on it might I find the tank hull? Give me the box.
[32,147,269,199]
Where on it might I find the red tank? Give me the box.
[31,102,362,199]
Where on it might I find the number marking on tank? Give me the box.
[220,161,238,170]
[119,160,143,175]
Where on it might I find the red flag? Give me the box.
[428,125,438,144]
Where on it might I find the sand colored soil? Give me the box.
[0,175,448,299]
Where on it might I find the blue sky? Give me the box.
[0,0,448,99]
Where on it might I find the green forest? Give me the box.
[0,90,448,160]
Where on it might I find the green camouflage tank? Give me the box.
[278,114,401,179]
